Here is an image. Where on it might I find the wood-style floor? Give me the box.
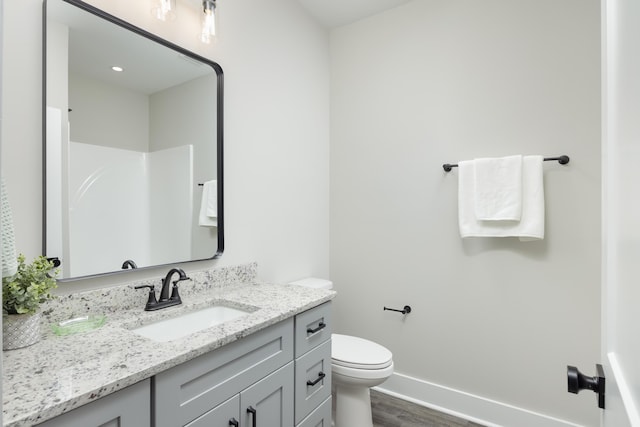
[371,390,487,427]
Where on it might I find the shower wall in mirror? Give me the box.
[44,0,224,280]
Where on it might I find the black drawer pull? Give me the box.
[307,371,326,386]
[306,322,326,334]
[247,406,257,427]
[229,418,239,427]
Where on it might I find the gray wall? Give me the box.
[330,1,600,425]
[69,72,150,151]
[150,75,218,260]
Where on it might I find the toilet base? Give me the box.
[334,383,374,427]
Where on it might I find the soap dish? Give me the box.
[51,315,107,336]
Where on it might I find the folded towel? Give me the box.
[474,155,522,221]
[198,180,217,227]
[458,155,544,240]
[1,177,18,277]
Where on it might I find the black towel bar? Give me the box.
[443,155,569,172]
[384,305,412,315]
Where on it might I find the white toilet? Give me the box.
[290,278,394,427]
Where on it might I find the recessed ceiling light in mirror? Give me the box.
[111,66,124,72]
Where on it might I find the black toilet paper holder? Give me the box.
[383,305,412,315]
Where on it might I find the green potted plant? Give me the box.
[2,254,58,350]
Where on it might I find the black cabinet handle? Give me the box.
[307,371,326,386]
[306,322,326,334]
[229,418,239,427]
[247,406,257,427]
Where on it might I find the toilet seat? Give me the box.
[331,334,393,370]
[332,360,394,381]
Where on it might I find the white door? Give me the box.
[601,0,640,425]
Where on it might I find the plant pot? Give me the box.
[3,311,42,350]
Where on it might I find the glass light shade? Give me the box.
[151,0,176,22]
[201,0,217,44]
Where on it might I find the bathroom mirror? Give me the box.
[44,0,224,280]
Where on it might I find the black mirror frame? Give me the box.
[42,0,224,281]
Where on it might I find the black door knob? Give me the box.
[567,364,605,409]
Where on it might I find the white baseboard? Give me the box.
[374,372,584,427]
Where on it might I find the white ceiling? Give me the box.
[186,0,413,28]
[49,0,213,95]
[295,0,413,28]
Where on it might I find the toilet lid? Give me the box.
[332,334,393,370]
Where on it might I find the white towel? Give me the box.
[458,155,544,240]
[198,180,218,227]
[1,177,18,277]
[474,155,522,221]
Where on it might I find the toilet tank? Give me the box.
[289,277,333,290]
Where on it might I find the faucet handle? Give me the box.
[172,275,191,286]
[169,277,189,302]
[170,284,181,302]
[134,285,158,310]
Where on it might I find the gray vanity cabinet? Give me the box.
[33,302,334,427]
[294,302,333,427]
[35,379,150,427]
[154,318,294,427]
[154,302,333,427]
[184,363,294,427]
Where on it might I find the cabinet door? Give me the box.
[297,396,331,427]
[35,380,150,427]
[184,395,240,427]
[241,362,294,427]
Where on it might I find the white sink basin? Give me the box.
[131,305,251,342]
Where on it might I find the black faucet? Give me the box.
[160,268,190,301]
[121,259,138,269]
[134,268,190,311]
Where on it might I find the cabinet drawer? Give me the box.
[36,379,150,427]
[295,302,331,357]
[184,395,239,427]
[154,318,293,427]
[297,396,331,427]
[295,339,332,424]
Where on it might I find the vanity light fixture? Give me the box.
[200,0,217,44]
[151,0,177,22]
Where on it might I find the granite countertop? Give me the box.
[2,264,335,427]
